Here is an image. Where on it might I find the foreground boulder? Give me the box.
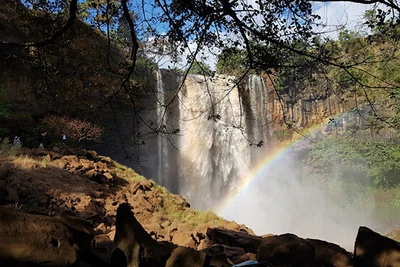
[166,246,231,267]
[166,246,207,267]
[202,244,255,264]
[354,226,400,267]
[307,238,353,267]
[112,202,175,267]
[256,233,316,267]
[203,228,262,254]
[0,207,93,266]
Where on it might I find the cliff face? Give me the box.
[0,1,131,142]
[258,77,356,140]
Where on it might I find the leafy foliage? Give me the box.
[130,56,158,94]
[273,20,400,131]
[3,1,400,159]
[310,138,400,188]
[216,47,247,75]
[187,60,212,76]
[78,0,121,31]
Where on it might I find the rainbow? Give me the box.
[214,113,348,214]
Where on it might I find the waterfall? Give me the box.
[155,70,168,186]
[178,75,253,209]
[142,71,374,247]
[152,73,270,210]
[247,75,271,148]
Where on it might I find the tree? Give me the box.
[216,47,247,75]
[43,115,103,144]
[1,0,400,150]
[187,60,212,76]
[310,138,400,188]
[7,1,399,78]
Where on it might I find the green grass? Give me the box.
[112,161,147,182]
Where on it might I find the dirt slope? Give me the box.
[0,146,254,248]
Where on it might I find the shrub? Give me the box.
[43,115,103,144]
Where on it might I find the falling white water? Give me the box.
[155,70,170,186]
[177,75,253,209]
[246,75,271,151]
[153,73,274,209]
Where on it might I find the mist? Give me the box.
[218,151,379,249]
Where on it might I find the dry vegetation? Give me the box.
[0,138,226,241]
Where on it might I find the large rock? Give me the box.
[202,244,251,265]
[166,246,207,267]
[166,246,230,267]
[307,238,353,267]
[204,228,262,253]
[386,230,400,242]
[256,233,316,267]
[4,187,19,203]
[171,232,198,248]
[0,207,93,266]
[354,226,400,267]
[112,203,173,267]
[55,210,95,252]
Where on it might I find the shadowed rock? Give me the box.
[56,210,95,254]
[354,226,400,267]
[166,246,207,267]
[307,238,353,267]
[166,246,231,267]
[0,163,11,180]
[0,206,93,266]
[204,228,262,254]
[256,233,316,267]
[201,244,258,265]
[113,202,174,267]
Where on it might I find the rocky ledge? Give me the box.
[0,147,399,266]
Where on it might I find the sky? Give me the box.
[313,1,370,38]
[154,1,372,70]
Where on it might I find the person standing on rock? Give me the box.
[13,136,22,149]
[13,136,18,147]
[62,133,66,145]
[39,132,47,148]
